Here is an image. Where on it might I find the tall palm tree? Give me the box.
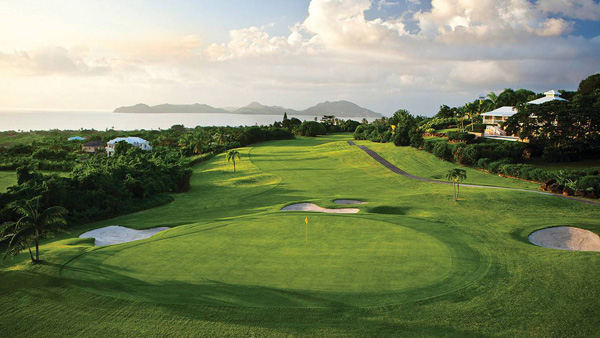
[0,200,68,262]
[446,169,467,201]
[486,91,498,108]
[227,150,241,172]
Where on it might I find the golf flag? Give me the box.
[304,217,308,245]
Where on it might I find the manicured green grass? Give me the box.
[0,171,17,191]
[435,128,460,134]
[355,140,540,190]
[1,133,599,337]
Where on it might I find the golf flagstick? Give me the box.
[305,216,308,245]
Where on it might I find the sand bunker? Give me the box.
[281,203,359,214]
[333,199,367,205]
[529,226,600,252]
[80,225,170,246]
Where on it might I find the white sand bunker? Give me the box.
[334,199,367,205]
[281,203,359,214]
[529,226,600,252]
[80,225,170,246]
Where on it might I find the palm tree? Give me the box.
[446,169,467,201]
[227,150,241,172]
[0,200,68,262]
[486,91,498,108]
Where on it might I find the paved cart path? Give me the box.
[348,141,600,206]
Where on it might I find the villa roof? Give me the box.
[528,90,567,105]
[68,136,86,141]
[107,137,149,145]
[481,106,517,117]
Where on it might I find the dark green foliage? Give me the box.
[343,120,361,132]
[264,128,294,141]
[487,158,511,173]
[243,126,266,144]
[423,139,437,153]
[391,110,416,146]
[113,141,133,156]
[477,157,491,168]
[299,121,327,137]
[433,142,451,160]
[453,143,478,165]
[16,165,41,185]
[577,73,600,96]
[465,123,486,133]
[577,175,600,190]
[409,129,424,148]
[418,117,460,132]
[446,131,476,143]
[1,149,192,225]
[542,141,586,163]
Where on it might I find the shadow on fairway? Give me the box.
[367,206,409,215]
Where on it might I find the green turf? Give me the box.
[355,140,540,190]
[1,133,599,337]
[0,171,17,191]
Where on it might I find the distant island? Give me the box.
[114,100,383,118]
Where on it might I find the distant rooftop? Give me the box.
[527,90,567,105]
[481,106,517,117]
[107,137,149,145]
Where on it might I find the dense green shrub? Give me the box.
[423,139,437,153]
[577,176,600,190]
[487,158,511,173]
[343,120,361,132]
[409,130,424,148]
[477,157,491,168]
[446,131,476,143]
[243,126,267,144]
[465,123,486,133]
[542,142,585,163]
[433,142,451,160]
[453,143,478,165]
[299,121,327,137]
[264,128,294,141]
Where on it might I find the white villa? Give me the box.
[106,137,152,156]
[481,90,567,139]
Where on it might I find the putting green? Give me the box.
[62,214,485,307]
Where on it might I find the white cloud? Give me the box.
[536,0,600,21]
[1,0,599,115]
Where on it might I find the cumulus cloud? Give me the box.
[537,0,600,20]
[2,0,599,114]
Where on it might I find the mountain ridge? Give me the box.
[114,100,383,117]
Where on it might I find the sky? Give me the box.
[1,0,599,116]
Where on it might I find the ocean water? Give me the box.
[0,110,376,131]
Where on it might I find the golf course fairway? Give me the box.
[1,134,599,337]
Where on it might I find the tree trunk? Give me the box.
[453,182,457,201]
[28,247,34,262]
[35,230,39,262]
[233,160,236,172]
[457,182,460,199]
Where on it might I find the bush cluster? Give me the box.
[446,131,476,143]
[299,121,327,137]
